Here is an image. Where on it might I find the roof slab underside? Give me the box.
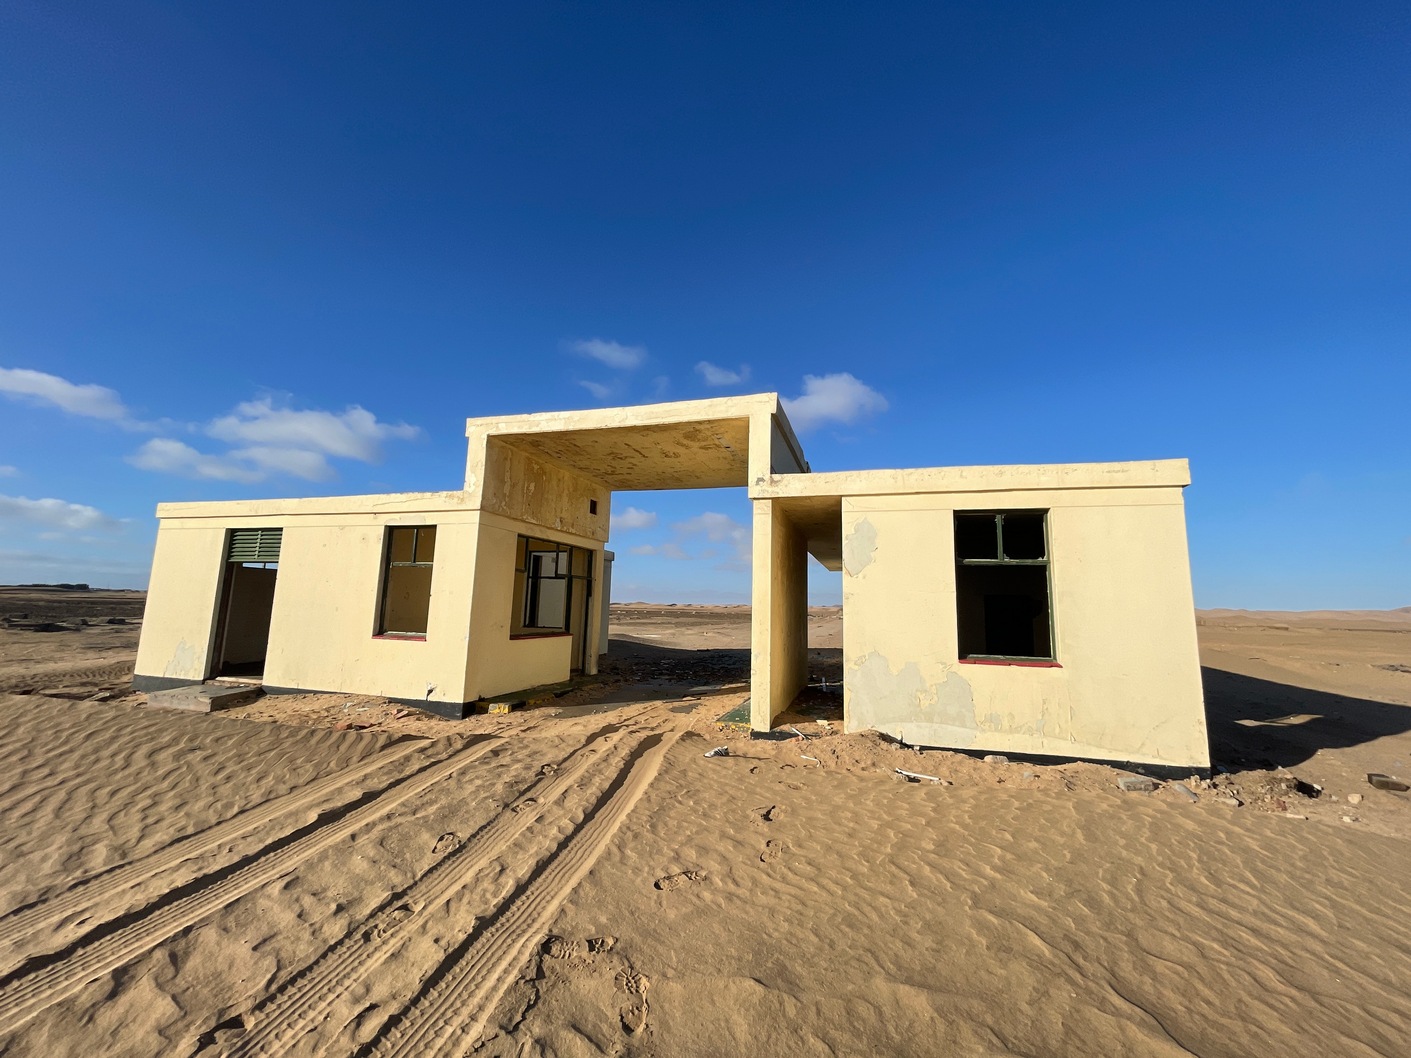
[777,494,844,571]
[497,417,753,491]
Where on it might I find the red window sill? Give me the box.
[510,631,572,640]
[959,658,1061,668]
[373,633,426,642]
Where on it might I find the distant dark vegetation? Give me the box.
[15,583,91,591]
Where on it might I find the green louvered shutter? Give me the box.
[227,528,283,563]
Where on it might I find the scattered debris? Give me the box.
[703,746,730,758]
[789,725,812,741]
[1342,815,1360,824]
[1368,773,1409,792]
[896,768,942,784]
[801,754,821,764]
[1117,776,1158,793]
[1376,663,1411,674]
[1169,782,1199,802]
[1347,793,1364,806]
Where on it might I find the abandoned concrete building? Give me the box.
[133,393,1210,769]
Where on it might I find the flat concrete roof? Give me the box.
[466,393,806,492]
[752,458,1191,499]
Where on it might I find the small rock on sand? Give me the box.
[1118,776,1158,793]
[1347,793,1363,806]
[983,754,1008,765]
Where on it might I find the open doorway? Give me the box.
[213,528,281,680]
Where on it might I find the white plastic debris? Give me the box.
[801,754,821,764]
[896,768,942,784]
[789,725,811,741]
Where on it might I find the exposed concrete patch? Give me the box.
[842,518,878,577]
[163,640,200,680]
[846,652,977,747]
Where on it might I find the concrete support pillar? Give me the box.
[750,499,808,731]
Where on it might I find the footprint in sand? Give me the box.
[760,839,784,864]
[750,804,780,825]
[653,870,706,891]
[432,832,460,854]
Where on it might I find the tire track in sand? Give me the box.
[0,735,500,1034]
[362,729,680,1058]
[219,712,658,1057]
[0,738,427,973]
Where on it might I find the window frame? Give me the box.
[953,509,1057,664]
[511,535,593,640]
[375,524,437,639]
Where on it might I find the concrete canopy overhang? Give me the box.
[465,393,808,493]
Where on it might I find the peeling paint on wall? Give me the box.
[842,518,878,577]
[164,639,200,679]
[846,651,978,746]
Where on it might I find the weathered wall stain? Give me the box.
[846,651,978,746]
[842,518,878,577]
[164,639,200,679]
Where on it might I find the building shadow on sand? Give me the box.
[1202,666,1411,770]
[599,638,1411,771]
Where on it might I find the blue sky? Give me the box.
[1,2,1407,607]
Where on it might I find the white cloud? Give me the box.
[782,372,888,432]
[0,367,133,424]
[127,439,264,483]
[632,511,751,569]
[567,338,647,370]
[579,380,615,401]
[0,494,122,532]
[129,398,421,484]
[0,465,16,477]
[207,399,419,462]
[695,361,749,387]
[231,446,335,481]
[611,506,657,531]
[630,541,688,560]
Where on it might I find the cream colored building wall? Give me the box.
[465,511,603,701]
[134,524,229,681]
[750,500,808,729]
[841,487,1208,769]
[135,502,481,706]
[476,438,611,543]
[261,516,479,703]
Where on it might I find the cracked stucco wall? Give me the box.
[841,490,1208,769]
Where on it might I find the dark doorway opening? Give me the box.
[213,528,282,680]
[214,562,278,678]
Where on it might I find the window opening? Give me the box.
[378,525,436,636]
[954,511,1053,661]
[512,536,593,649]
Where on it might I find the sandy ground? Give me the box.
[0,589,1407,1056]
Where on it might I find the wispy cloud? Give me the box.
[631,511,751,570]
[695,361,749,387]
[611,506,657,531]
[0,366,136,426]
[127,397,421,484]
[206,398,419,462]
[782,372,888,432]
[0,465,16,478]
[0,494,122,532]
[578,380,615,401]
[567,338,647,370]
[128,439,264,483]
